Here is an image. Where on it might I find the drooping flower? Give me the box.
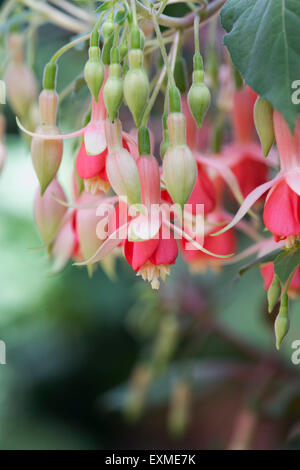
[219,86,272,200]
[34,178,67,246]
[124,155,178,289]
[215,111,300,246]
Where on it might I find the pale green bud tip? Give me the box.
[84,50,104,102]
[267,274,281,313]
[103,69,123,122]
[102,21,114,41]
[254,97,274,157]
[274,293,289,350]
[124,66,149,127]
[188,81,210,129]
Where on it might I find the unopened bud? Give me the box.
[76,192,103,261]
[188,73,211,128]
[31,90,63,194]
[124,49,149,126]
[267,273,281,313]
[105,119,141,205]
[163,113,197,209]
[84,47,105,102]
[102,20,114,41]
[274,293,289,350]
[103,51,123,121]
[5,57,38,117]
[254,97,274,157]
[34,179,67,245]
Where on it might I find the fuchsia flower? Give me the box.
[18,77,138,195]
[216,111,300,247]
[219,86,273,200]
[51,190,119,272]
[124,155,178,289]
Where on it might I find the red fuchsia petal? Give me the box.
[76,141,107,179]
[263,178,300,239]
[260,263,274,291]
[187,163,216,215]
[124,237,160,271]
[232,86,257,143]
[203,225,236,259]
[161,189,173,205]
[231,155,268,199]
[180,222,236,263]
[149,231,178,266]
[76,138,128,180]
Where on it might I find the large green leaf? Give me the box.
[221,0,300,130]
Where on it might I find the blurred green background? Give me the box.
[1,19,300,451]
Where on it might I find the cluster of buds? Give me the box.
[9,2,299,351]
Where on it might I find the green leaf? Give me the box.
[237,248,282,278]
[274,247,300,285]
[221,0,300,130]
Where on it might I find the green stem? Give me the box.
[130,0,138,25]
[194,15,200,56]
[136,0,226,28]
[150,5,175,88]
[141,31,179,126]
[50,35,89,64]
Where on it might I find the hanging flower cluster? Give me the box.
[3,0,299,350]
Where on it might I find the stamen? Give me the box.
[136,261,172,289]
[84,176,110,194]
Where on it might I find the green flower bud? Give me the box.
[267,273,281,313]
[103,63,123,122]
[102,20,114,41]
[254,97,274,157]
[124,49,149,127]
[163,113,197,209]
[274,293,289,350]
[188,75,211,129]
[84,47,104,102]
[174,56,188,94]
[31,90,63,195]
